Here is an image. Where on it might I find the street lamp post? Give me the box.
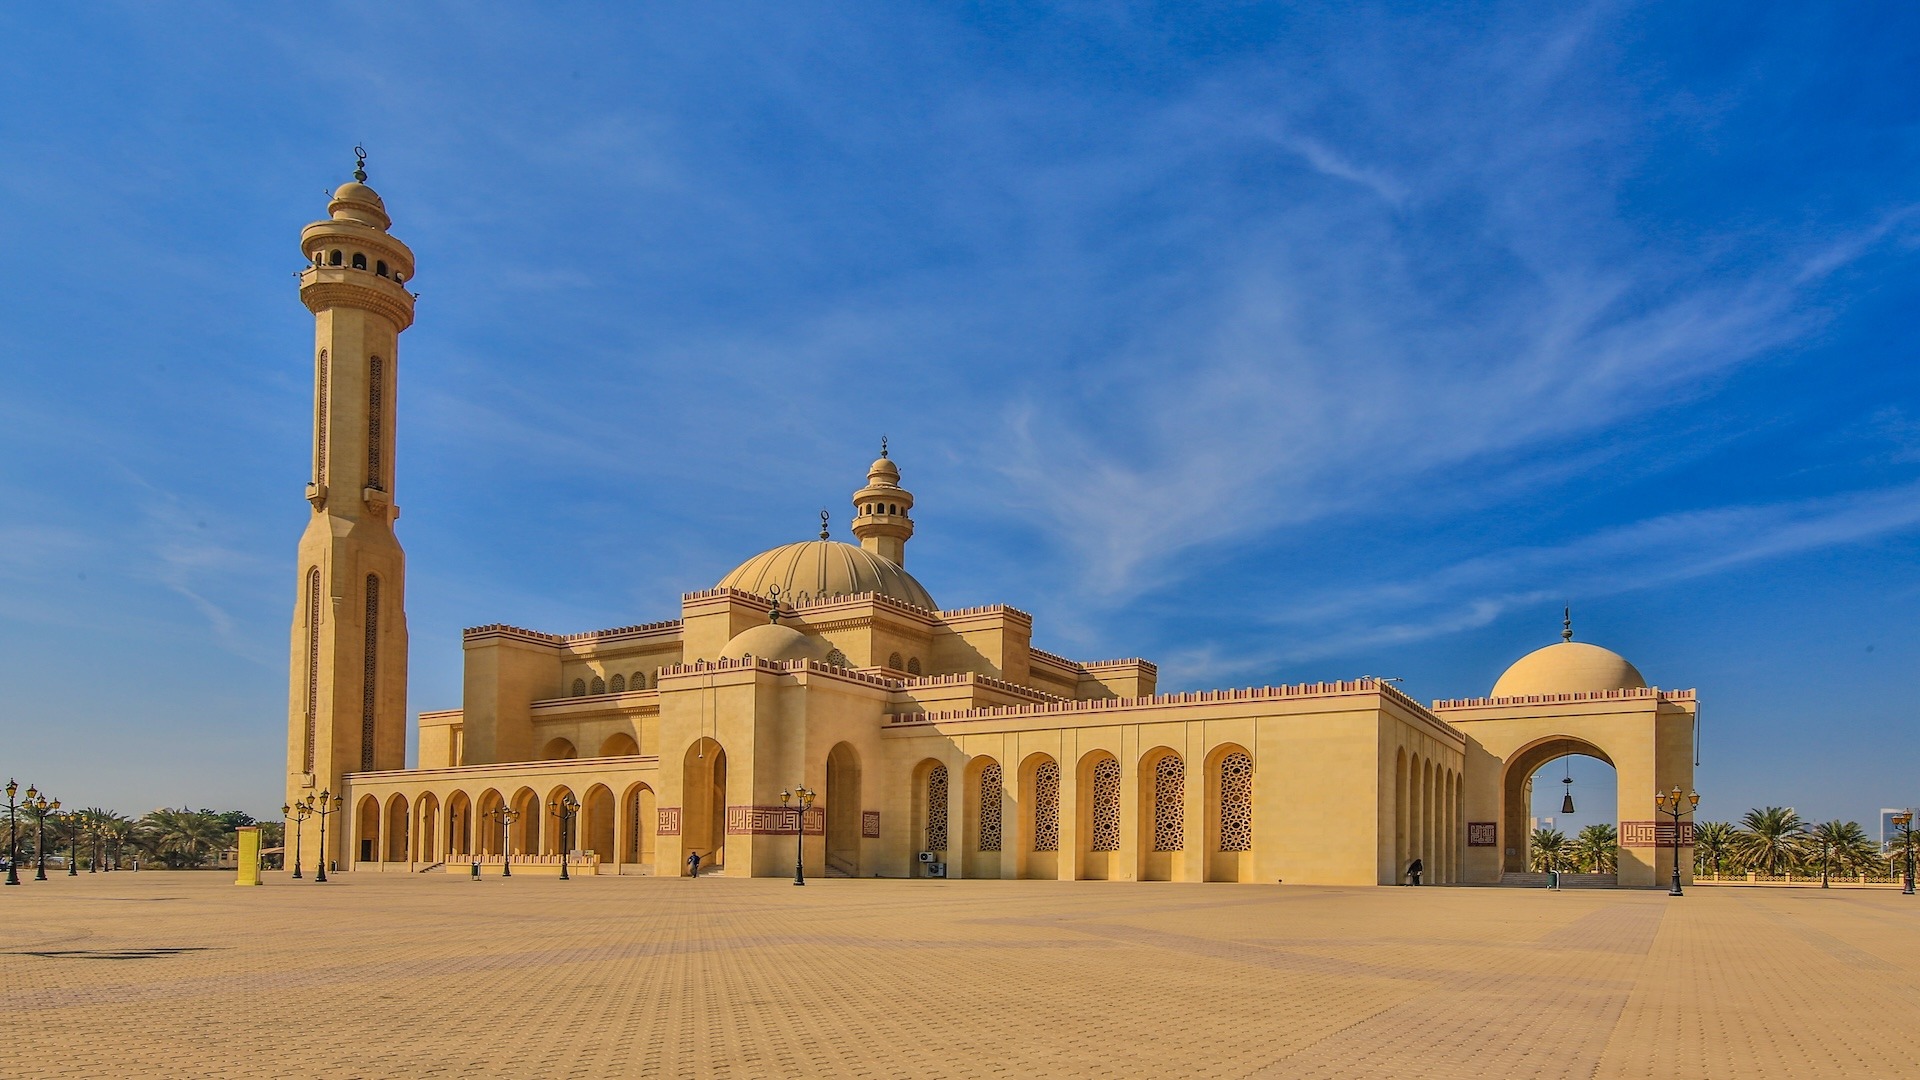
[283,800,315,879]
[548,795,580,881]
[779,787,815,886]
[1894,812,1915,896]
[5,780,20,886]
[312,791,342,883]
[29,792,58,881]
[65,812,79,876]
[1654,786,1700,896]
[489,804,522,877]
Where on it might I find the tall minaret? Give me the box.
[850,437,914,566]
[285,150,414,869]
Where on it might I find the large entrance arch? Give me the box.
[682,738,727,873]
[825,742,861,877]
[1500,737,1612,874]
[1444,687,1698,888]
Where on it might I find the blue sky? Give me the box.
[1,3,1915,828]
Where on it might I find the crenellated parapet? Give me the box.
[1431,686,1696,710]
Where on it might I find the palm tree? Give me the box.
[1570,823,1618,874]
[1807,820,1878,882]
[1529,827,1570,872]
[1732,806,1807,875]
[1693,821,1736,876]
[140,808,226,868]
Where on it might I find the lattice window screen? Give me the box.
[304,567,320,773]
[926,764,949,851]
[1033,760,1060,852]
[1152,755,1185,851]
[1090,758,1121,852]
[1220,752,1254,852]
[978,762,1003,852]
[366,357,384,490]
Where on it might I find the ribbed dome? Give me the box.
[717,540,936,610]
[1492,641,1647,698]
[718,623,829,663]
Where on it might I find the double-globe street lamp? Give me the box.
[310,791,342,883]
[5,780,22,886]
[64,811,79,876]
[283,799,315,879]
[1655,786,1700,897]
[489,804,522,878]
[27,791,59,881]
[548,794,580,881]
[779,786,815,886]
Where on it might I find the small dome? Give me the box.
[718,539,936,610]
[329,182,392,230]
[1491,641,1647,698]
[867,456,900,482]
[718,623,830,663]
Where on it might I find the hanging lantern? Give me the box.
[1561,758,1576,815]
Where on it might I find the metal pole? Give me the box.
[34,806,48,881]
[6,786,19,886]
[67,818,78,876]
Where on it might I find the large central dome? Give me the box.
[717,539,937,610]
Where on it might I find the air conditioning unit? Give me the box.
[927,862,947,878]
[917,851,936,863]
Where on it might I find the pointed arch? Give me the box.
[1076,750,1122,880]
[1018,753,1061,879]
[599,732,639,757]
[384,793,409,862]
[620,782,656,870]
[1138,746,1185,881]
[1205,743,1255,882]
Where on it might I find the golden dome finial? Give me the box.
[352,144,368,183]
[1562,607,1573,642]
[880,434,889,459]
[819,509,830,540]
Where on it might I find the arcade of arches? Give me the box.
[289,167,1697,887]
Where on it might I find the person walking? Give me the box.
[687,850,702,878]
[1407,857,1423,886]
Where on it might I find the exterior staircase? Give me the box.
[824,854,856,879]
[1499,872,1618,888]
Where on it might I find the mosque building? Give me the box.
[285,160,1699,888]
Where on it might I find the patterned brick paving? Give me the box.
[0,873,1914,1078]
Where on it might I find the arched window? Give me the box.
[1219,752,1253,852]
[570,679,586,697]
[906,657,922,676]
[630,671,647,690]
[329,250,342,266]
[1152,755,1184,851]
[314,350,328,488]
[888,652,903,671]
[590,675,606,695]
[375,260,388,277]
[825,648,849,667]
[978,762,1002,852]
[1090,758,1121,852]
[926,764,949,851]
[888,504,897,514]
[609,674,625,693]
[366,357,384,491]
[1033,760,1060,852]
[351,252,367,270]
[361,575,380,771]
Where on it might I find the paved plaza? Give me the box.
[1,872,1916,1079]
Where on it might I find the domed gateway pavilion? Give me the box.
[287,161,1698,887]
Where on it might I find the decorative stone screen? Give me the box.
[630,671,647,690]
[361,575,379,771]
[590,676,605,695]
[366,357,384,490]
[978,762,1003,852]
[907,657,922,675]
[609,674,625,693]
[926,764,949,851]
[570,679,586,697]
[1219,752,1253,852]
[1090,757,1121,852]
[314,350,328,487]
[1033,760,1060,852]
[825,648,849,667]
[1152,755,1184,851]
[304,566,320,773]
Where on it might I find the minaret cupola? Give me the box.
[850,437,915,567]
